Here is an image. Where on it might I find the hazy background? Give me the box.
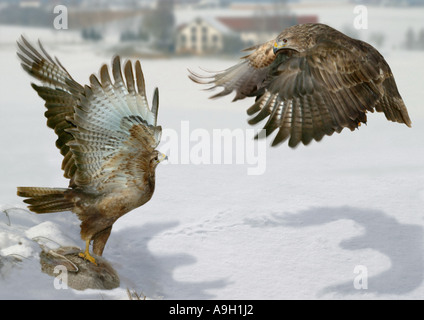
[1,0,424,300]
[1,0,424,55]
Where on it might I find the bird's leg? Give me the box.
[78,239,97,265]
[92,226,112,256]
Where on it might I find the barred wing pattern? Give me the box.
[66,58,161,193]
[189,40,276,101]
[189,29,411,148]
[17,36,83,178]
[17,37,161,194]
[253,41,411,147]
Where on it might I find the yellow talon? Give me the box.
[79,240,97,265]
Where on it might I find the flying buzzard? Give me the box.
[189,23,411,148]
[16,37,166,264]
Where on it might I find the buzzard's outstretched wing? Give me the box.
[189,40,277,101]
[17,37,161,194]
[17,36,83,178]
[190,34,411,148]
[247,40,412,147]
[66,58,161,194]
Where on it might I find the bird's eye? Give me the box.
[283,38,288,43]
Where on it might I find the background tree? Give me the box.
[417,28,424,50]
[142,0,175,52]
[405,28,416,50]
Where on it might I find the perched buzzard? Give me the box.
[16,37,166,264]
[189,23,411,147]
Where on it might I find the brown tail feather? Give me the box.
[17,187,74,214]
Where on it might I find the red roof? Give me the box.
[297,15,319,25]
[217,15,318,33]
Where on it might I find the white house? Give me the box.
[175,17,233,55]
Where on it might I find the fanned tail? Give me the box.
[17,187,73,213]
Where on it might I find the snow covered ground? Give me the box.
[1,3,424,300]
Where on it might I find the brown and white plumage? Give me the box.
[189,23,411,148]
[16,36,166,263]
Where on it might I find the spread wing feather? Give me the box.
[17,37,161,193]
[189,39,277,101]
[190,33,411,148]
[17,37,84,178]
[66,57,161,193]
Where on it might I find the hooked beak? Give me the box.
[158,152,168,163]
[273,40,287,54]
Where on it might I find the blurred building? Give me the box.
[176,17,232,55]
[175,14,318,55]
